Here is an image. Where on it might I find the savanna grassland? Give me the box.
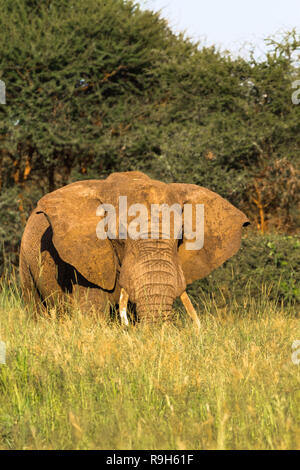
[0,272,299,450]
[0,0,300,451]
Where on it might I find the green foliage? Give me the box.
[187,233,300,306]
[0,0,299,286]
[0,185,43,271]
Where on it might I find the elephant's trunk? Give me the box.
[135,253,177,321]
[118,241,201,327]
[120,240,182,323]
[135,276,176,322]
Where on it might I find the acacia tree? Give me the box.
[0,0,299,272]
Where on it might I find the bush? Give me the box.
[0,0,299,280]
[0,184,42,272]
[187,233,300,307]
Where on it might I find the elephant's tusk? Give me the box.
[180,291,201,330]
[119,288,129,326]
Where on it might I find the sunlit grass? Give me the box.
[0,273,299,450]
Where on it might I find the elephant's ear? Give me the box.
[36,183,116,290]
[171,183,250,285]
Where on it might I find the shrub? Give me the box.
[187,233,300,307]
[0,0,299,278]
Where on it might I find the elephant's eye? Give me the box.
[177,237,184,249]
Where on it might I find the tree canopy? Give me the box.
[0,0,299,272]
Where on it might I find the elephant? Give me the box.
[19,171,250,326]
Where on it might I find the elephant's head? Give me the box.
[36,171,250,326]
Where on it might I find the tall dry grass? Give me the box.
[0,273,299,450]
